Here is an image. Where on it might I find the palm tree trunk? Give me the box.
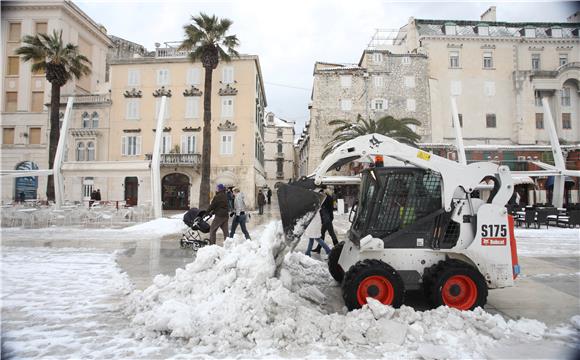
[46,83,61,202]
[198,66,213,209]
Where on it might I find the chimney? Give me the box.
[481,6,496,22]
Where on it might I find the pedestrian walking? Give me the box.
[229,187,251,240]
[18,191,25,203]
[207,183,229,245]
[313,188,338,253]
[304,211,331,257]
[89,190,97,208]
[267,187,272,204]
[95,189,102,201]
[257,190,265,215]
[227,188,234,212]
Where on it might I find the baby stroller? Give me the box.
[180,208,212,250]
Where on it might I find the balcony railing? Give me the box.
[145,153,201,166]
[155,47,188,58]
[59,94,111,105]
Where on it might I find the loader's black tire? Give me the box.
[429,260,488,311]
[342,259,404,311]
[328,242,345,283]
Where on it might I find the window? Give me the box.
[562,113,571,129]
[277,142,283,154]
[87,141,95,161]
[222,66,234,84]
[444,24,456,35]
[483,52,493,69]
[372,99,387,111]
[126,99,140,120]
[340,99,352,111]
[484,81,495,97]
[82,112,90,128]
[185,97,199,118]
[122,136,141,156]
[535,113,544,129]
[406,99,416,112]
[451,81,462,96]
[161,135,172,153]
[82,178,94,199]
[127,69,140,86]
[186,68,201,85]
[277,129,283,138]
[401,57,411,65]
[220,133,233,155]
[452,114,463,127]
[559,54,568,66]
[404,76,415,88]
[478,25,489,36]
[35,22,47,34]
[340,75,352,88]
[156,69,170,85]
[7,56,19,75]
[561,87,571,107]
[372,53,383,63]
[31,92,44,112]
[531,54,541,71]
[277,158,283,173]
[373,76,384,88]
[524,27,536,38]
[28,127,41,144]
[486,114,496,128]
[449,51,460,68]
[5,92,17,112]
[76,142,85,161]
[534,91,542,106]
[181,135,196,154]
[3,128,15,144]
[91,112,99,128]
[221,97,234,117]
[155,98,170,119]
[8,23,21,42]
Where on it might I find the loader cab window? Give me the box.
[372,169,442,237]
[352,170,378,231]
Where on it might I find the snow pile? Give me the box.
[125,221,575,358]
[122,217,186,235]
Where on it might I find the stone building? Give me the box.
[302,46,430,174]
[263,112,295,189]
[1,0,112,203]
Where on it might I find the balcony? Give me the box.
[145,153,201,166]
[154,42,189,58]
[59,94,111,105]
[69,128,100,137]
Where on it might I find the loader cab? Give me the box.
[349,167,449,249]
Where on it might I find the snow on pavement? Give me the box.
[126,221,579,359]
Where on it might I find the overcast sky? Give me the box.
[76,0,578,134]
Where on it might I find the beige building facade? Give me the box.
[263,112,295,189]
[401,8,579,145]
[99,50,267,209]
[1,0,112,203]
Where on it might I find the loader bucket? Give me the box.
[273,181,325,270]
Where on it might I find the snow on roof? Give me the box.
[274,117,294,128]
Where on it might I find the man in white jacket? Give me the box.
[304,210,331,257]
[229,188,251,240]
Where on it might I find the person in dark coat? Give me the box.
[226,188,234,212]
[89,190,97,208]
[313,188,338,253]
[95,189,102,201]
[207,184,229,245]
[267,188,272,204]
[257,191,266,215]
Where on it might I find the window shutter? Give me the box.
[122,136,127,156]
[136,136,142,155]
[191,136,196,153]
[187,68,200,85]
[181,135,187,154]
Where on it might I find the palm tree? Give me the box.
[179,13,240,209]
[322,114,421,159]
[16,30,91,201]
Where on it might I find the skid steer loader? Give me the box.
[277,134,519,311]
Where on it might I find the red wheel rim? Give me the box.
[357,275,394,306]
[442,275,477,310]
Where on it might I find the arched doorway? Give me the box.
[162,173,190,210]
[15,161,39,201]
